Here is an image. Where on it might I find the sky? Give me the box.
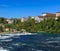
[0,0,60,18]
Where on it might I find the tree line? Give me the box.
[0,16,60,33]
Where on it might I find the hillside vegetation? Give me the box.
[0,16,60,33]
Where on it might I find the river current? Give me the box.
[0,33,60,51]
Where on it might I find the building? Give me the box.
[56,12,60,19]
[35,16,44,22]
[21,17,26,22]
[56,12,60,17]
[6,19,13,24]
[5,28,9,32]
[35,12,60,22]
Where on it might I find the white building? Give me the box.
[21,17,26,22]
[5,28,9,32]
[35,16,44,22]
[56,12,60,17]
[6,19,13,24]
[56,12,60,19]
[35,13,56,22]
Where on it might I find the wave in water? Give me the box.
[0,47,9,51]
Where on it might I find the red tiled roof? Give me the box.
[38,16,44,18]
[44,14,56,17]
[38,13,56,18]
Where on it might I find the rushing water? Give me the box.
[0,33,60,51]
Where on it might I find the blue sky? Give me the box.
[0,0,60,18]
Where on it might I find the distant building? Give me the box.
[35,13,57,22]
[41,13,56,18]
[6,19,13,24]
[56,12,60,19]
[21,12,60,23]
[21,17,26,22]
[35,16,44,22]
[56,12,60,17]
[5,28,9,32]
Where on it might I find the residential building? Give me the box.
[35,16,44,22]
[21,17,26,22]
[56,12,60,17]
[35,12,60,22]
[5,28,9,32]
[6,19,13,24]
[56,12,60,19]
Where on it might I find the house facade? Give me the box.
[56,12,60,17]
[6,19,13,24]
[35,12,60,22]
[35,16,44,22]
[21,17,27,22]
[56,12,60,19]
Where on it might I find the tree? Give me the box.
[0,17,6,23]
[57,16,60,21]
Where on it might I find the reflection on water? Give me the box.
[0,33,60,51]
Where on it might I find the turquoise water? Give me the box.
[0,33,60,51]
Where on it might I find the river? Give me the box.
[0,33,60,51]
